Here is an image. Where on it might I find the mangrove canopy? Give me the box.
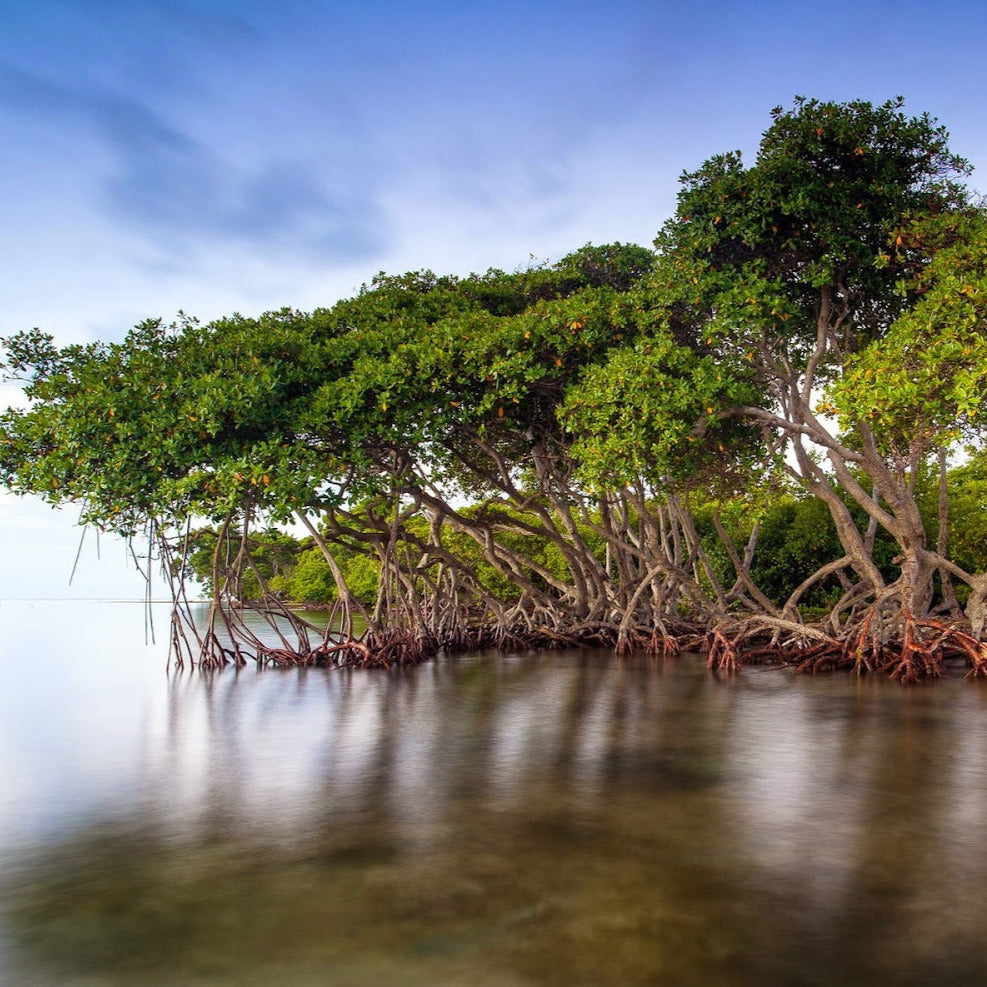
[3,97,986,681]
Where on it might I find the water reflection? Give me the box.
[4,605,987,984]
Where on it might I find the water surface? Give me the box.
[3,601,987,985]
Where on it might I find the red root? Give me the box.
[648,632,681,660]
[195,606,987,683]
[704,629,742,673]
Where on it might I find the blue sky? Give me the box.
[1,0,986,598]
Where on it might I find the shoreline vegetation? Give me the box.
[4,98,987,683]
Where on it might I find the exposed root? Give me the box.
[791,640,845,674]
[702,616,841,674]
[881,616,944,684]
[174,597,987,683]
[705,628,742,674]
[796,606,987,682]
[616,628,648,657]
[647,631,681,660]
[906,618,987,679]
[611,624,684,659]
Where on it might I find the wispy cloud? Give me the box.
[0,60,387,263]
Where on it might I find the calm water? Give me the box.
[3,602,987,985]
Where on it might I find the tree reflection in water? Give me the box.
[4,638,987,985]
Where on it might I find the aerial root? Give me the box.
[703,622,805,672]
[647,631,681,660]
[699,605,987,682]
[704,628,742,673]
[796,608,987,682]
[252,631,440,669]
[182,606,987,682]
[615,629,644,657]
[879,616,943,684]
[613,625,682,659]
[791,640,845,674]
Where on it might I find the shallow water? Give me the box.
[3,601,987,985]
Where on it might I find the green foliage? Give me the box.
[556,98,974,496]
[0,311,339,533]
[830,212,987,453]
[657,96,969,348]
[916,453,987,576]
[560,319,762,489]
[743,496,854,609]
[284,547,338,605]
[340,553,381,605]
